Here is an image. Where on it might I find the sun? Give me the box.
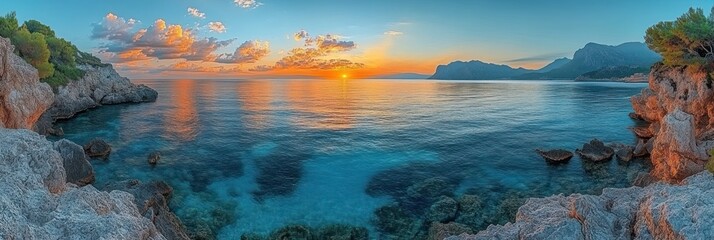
[341,74,348,79]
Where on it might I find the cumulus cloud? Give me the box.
[187,7,206,19]
[255,31,363,71]
[216,40,270,64]
[384,30,403,36]
[293,30,309,41]
[208,22,226,33]
[93,14,236,63]
[234,0,262,9]
[91,13,138,42]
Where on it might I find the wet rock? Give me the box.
[53,139,95,186]
[429,222,472,240]
[535,149,573,164]
[104,180,190,240]
[148,151,161,165]
[632,172,656,187]
[576,139,614,162]
[425,196,458,223]
[0,128,163,239]
[83,138,112,158]
[455,194,484,228]
[269,225,312,240]
[0,37,54,129]
[631,126,654,139]
[629,112,644,121]
[450,172,714,240]
[316,224,369,240]
[615,146,634,162]
[633,138,649,157]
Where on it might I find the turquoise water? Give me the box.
[54,79,650,238]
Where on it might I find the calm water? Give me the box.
[54,79,650,238]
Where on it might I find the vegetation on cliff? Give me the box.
[0,12,107,89]
[646,7,714,67]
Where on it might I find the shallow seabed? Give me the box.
[54,79,650,238]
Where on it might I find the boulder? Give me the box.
[576,139,614,162]
[0,37,53,129]
[84,138,112,158]
[631,126,654,139]
[633,138,649,157]
[104,180,190,240]
[448,172,714,240]
[148,151,161,165]
[425,196,459,223]
[0,128,164,239]
[54,139,95,186]
[615,146,634,162]
[535,149,573,164]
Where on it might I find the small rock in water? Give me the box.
[576,139,614,162]
[148,151,161,165]
[615,146,635,162]
[631,126,654,139]
[629,112,644,121]
[83,138,112,158]
[535,149,573,164]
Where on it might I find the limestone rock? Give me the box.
[447,172,714,240]
[148,151,161,165]
[54,139,95,186]
[0,128,165,239]
[0,37,53,129]
[535,149,573,164]
[576,139,614,162]
[84,138,112,158]
[650,109,707,181]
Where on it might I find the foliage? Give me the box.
[23,20,55,38]
[12,27,54,78]
[645,7,714,66]
[0,12,18,38]
[0,12,110,89]
[707,149,714,174]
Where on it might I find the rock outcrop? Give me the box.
[42,64,157,121]
[631,63,714,181]
[0,128,165,239]
[448,172,714,240]
[0,37,53,129]
[54,139,95,186]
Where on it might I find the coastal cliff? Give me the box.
[631,63,714,181]
[0,37,53,129]
[448,172,714,240]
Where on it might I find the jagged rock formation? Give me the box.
[54,139,95,186]
[0,128,165,239]
[42,64,157,121]
[631,63,714,181]
[448,172,714,240]
[0,37,53,129]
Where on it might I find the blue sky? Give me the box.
[1,0,712,78]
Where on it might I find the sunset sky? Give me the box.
[2,0,712,79]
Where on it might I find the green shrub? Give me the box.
[12,27,54,78]
[23,20,54,38]
[0,12,18,38]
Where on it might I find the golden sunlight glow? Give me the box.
[341,74,348,79]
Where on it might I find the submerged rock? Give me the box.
[455,194,484,228]
[448,172,714,240]
[576,139,614,162]
[374,203,422,238]
[269,225,312,240]
[0,37,54,129]
[614,145,635,162]
[54,139,95,186]
[429,222,472,240]
[148,151,161,165]
[425,196,458,223]
[404,177,456,212]
[84,138,112,158]
[316,224,369,240]
[0,128,164,239]
[535,149,573,163]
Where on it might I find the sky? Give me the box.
[1,0,713,79]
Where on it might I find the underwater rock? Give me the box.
[253,152,309,200]
[455,194,485,228]
[374,203,423,238]
[269,225,312,240]
[104,179,190,240]
[425,196,459,223]
[403,177,457,212]
[535,149,573,164]
[148,151,161,165]
[429,222,472,240]
[316,224,369,240]
[449,172,714,240]
[53,139,95,186]
[576,139,614,162]
[83,138,112,158]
